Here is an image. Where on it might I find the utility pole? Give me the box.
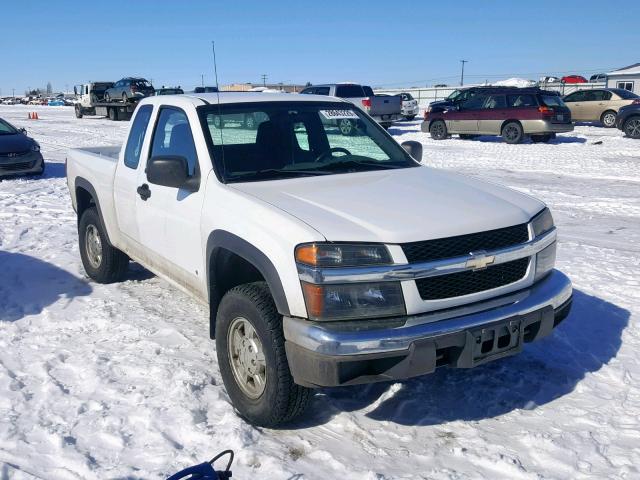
[201,74,204,87]
[12,88,15,99]
[460,60,468,86]
[261,74,267,87]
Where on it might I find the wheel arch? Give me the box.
[74,177,114,246]
[206,230,290,338]
[500,119,523,134]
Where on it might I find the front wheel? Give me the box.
[122,93,128,104]
[623,116,640,139]
[429,120,448,140]
[601,110,617,128]
[75,104,83,118]
[502,122,524,144]
[216,282,311,427]
[104,92,111,102]
[78,207,128,283]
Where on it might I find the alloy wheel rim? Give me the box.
[228,317,267,399]
[85,224,103,269]
[505,126,519,141]
[627,119,640,137]
[433,122,444,138]
[603,113,616,126]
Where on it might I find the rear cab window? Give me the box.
[335,85,366,98]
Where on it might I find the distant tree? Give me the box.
[26,89,41,96]
[46,82,52,94]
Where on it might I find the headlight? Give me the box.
[31,142,40,152]
[531,208,554,237]
[531,208,556,281]
[301,281,405,321]
[295,243,391,267]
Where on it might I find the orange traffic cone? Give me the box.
[34,112,39,120]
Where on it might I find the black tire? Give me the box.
[623,116,640,139]
[78,207,128,283]
[405,115,416,121]
[108,107,118,121]
[122,93,128,104]
[75,104,83,119]
[502,121,524,144]
[104,92,111,102]
[429,120,448,140]
[600,110,617,128]
[216,282,311,427]
[338,118,355,136]
[531,134,552,143]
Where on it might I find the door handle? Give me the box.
[137,183,151,201]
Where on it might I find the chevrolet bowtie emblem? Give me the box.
[466,252,495,270]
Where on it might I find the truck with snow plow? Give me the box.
[65,92,573,427]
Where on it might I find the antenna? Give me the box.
[211,41,225,174]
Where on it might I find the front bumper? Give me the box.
[284,269,572,387]
[0,151,44,177]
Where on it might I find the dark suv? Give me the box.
[105,77,155,103]
[422,88,573,144]
[427,86,521,113]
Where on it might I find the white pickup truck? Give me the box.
[66,92,572,427]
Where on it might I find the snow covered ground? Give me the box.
[0,105,638,479]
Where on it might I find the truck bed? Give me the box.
[76,146,121,160]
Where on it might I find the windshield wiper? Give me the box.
[226,168,329,182]
[318,158,403,172]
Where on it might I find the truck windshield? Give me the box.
[199,101,419,182]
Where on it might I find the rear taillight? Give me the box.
[424,110,429,120]
[538,106,554,116]
[362,98,371,109]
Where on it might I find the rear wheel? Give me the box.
[502,122,524,144]
[338,118,355,136]
[623,116,640,139]
[78,207,128,283]
[601,110,617,128]
[216,282,311,427]
[429,120,448,140]
[104,92,111,102]
[108,107,118,121]
[122,93,128,104]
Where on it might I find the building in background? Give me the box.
[222,83,307,93]
[606,63,640,94]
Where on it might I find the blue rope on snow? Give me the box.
[167,450,234,480]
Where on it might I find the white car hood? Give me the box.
[230,166,545,243]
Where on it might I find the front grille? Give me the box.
[402,224,529,263]
[0,161,35,171]
[416,258,529,300]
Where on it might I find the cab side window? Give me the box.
[150,108,198,176]
[123,105,153,169]
[461,94,487,110]
[484,95,507,109]
[507,94,537,107]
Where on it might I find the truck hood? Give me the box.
[230,167,544,243]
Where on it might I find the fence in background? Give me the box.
[374,82,606,111]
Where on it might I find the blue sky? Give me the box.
[2,0,638,95]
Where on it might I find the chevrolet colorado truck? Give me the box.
[66,92,573,427]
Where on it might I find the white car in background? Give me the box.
[397,92,419,120]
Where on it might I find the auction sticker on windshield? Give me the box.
[320,109,359,120]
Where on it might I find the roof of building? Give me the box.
[607,63,640,76]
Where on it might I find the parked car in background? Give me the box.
[300,83,402,130]
[105,77,155,103]
[562,88,640,128]
[561,75,588,84]
[155,87,184,96]
[1,98,17,105]
[0,118,44,177]
[47,98,65,106]
[616,103,640,139]
[539,76,561,84]
[427,86,520,114]
[423,88,573,144]
[66,92,572,427]
[194,86,219,93]
[397,92,419,120]
[589,73,607,83]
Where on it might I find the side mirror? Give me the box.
[401,141,423,162]
[147,155,198,191]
